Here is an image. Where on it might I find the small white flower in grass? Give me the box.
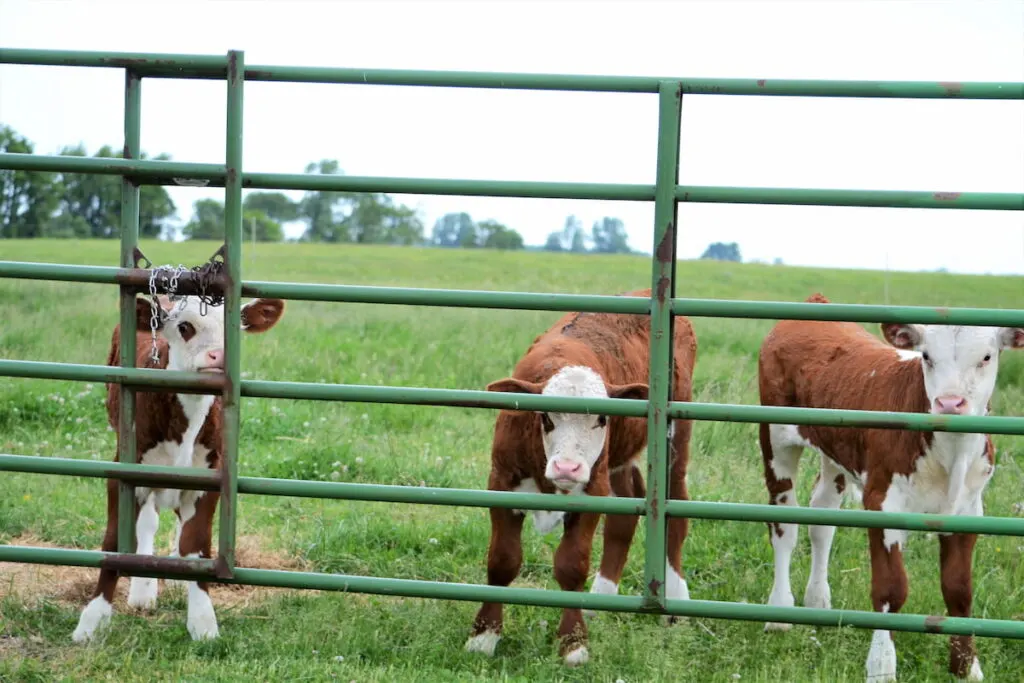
[330,471,341,481]
[65,445,73,451]
[809,635,822,647]
[241,371,251,379]
[303,421,310,428]
[12,407,18,414]
[435,457,444,466]
[361,414,369,421]
[1012,502,1024,515]
[355,457,364,465]
[320,417,327,422]
[616,679,626,683]
[333,656,344,662]
[731,675,741,680]
[332,461,341,468]
[428,538,438,545]
[342,465,349,473]
[91,454,99,460]
[312,650,318,655]
[75,417,84,424]
[538,619,548,630]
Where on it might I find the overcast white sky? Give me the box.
[1,0,1022,274]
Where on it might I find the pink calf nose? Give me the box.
[552,460,583,476]
[934,395,967,415]
[205,349,224,368]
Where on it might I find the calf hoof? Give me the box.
[464,630,500,657]
[959,657,983,682]
[186,586,219,641]
[563,645,589,667]
[127,577,159,611]
[72,596,113,643]
[803,582,832,610]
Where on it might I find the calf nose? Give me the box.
[205,349,224,368]
[551,460,583,477]
[934,395,967,415]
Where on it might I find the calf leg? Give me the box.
[465,503,525,657]
[73,479,131,643]
[804,457,846,610]
[940,532,983,681]
[126,492,160,610]
[864,491,909,683]
[665,419,693,625]
[760,423,804,631]
[554,510,602,666]
[177,492,220,641]
[585,463,644,616]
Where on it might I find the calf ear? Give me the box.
[485,377,545,394]
[1000,327,1024,350]
[241,298,286,333]
[881,323,923,350]
[608,382,649,401]
[135,296,164,332]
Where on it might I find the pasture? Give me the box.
[1,238,1022,682]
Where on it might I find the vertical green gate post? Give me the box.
[116,68,143,555]
[642,80,684,610]
[218,48,245,577]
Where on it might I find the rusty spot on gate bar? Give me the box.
[757,79,766,88]
[924,615,946,633]
[934,192,961,201]
[647,577,663,596]
[938,82,962,97]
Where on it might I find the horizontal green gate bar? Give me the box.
[678,186,1024,211]
[4,359,1024,434]
[3,155,1024,210]
[10,453,1024,535]
[4,543,1024,639]
[245,172,653,201]
[0,454,221,490]
[5,261,1024,326]
[0,48,228,75]
[0,152,224,183]
[3,49,1022,99]
[0,359,224,394]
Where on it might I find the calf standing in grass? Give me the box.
[73,293,285,643]
[758,293,1023,682]
[465,288,698,665]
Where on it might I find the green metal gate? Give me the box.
[2,48,1024,644]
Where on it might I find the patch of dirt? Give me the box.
[0,533,313,611]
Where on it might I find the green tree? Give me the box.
[0,125,59,238]
[700,241,742,262]
[543,232,564,252]
[590,216,631,254]
[343,193,424,245]
[243,209,284,242]
[478,219,524,250]
[560,214,587,252]
[432,212,475,247]
[244,191,299,223]
[299,160,351,242]
[51,144,176,239]
[182,198,226,240]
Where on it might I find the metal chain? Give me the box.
[143,252,226,363]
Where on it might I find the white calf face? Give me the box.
[882,323,1024,416]
[486,365,648,491]
[137,295,286,374]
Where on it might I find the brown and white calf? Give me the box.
[464,288,698,665]
[758,293,1023,682]
[72,293,285,643]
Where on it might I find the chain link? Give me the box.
[143,253,226,364]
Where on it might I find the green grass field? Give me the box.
[1,239,1022,683]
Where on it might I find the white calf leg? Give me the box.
[804,458,846,610]
[584,572,618,618]
[126,495,160,610]
[184,553,219,641]
[764,431,803,632]
[72,595,113,643]
[866,605,897,682]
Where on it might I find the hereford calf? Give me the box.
[72,293,285,643]
[464,288,698,665]
[758,293,1023,682]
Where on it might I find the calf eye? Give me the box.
[983,354,992,363]
[177,321,196,341]
[540,413,555,433]
[922,351,931,364]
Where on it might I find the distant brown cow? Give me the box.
[72,294,285,643]
[465,288,698,666]
[757,292,1023,682]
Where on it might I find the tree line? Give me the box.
[1,124,635,254]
